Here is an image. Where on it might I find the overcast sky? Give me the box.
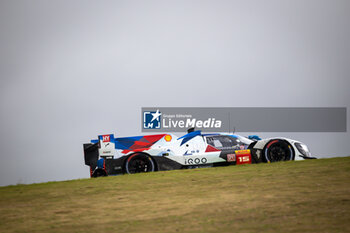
[0,0,349,186]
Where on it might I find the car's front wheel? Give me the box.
[263,140,294,162]
[125,153,155,174]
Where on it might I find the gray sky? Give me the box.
[0,0,349,186]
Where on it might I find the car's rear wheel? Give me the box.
[92,168,107,177]
[125,153,155,174]
[263,140,294,162]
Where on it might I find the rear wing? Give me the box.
[83,134,116,166]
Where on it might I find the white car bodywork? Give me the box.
[96,132,312,167]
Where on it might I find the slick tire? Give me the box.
[125,153,155,174]
[262,140,294,162]
[92,168,107,177]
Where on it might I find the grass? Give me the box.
[0,157,349,233]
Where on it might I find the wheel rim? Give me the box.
[127,155,154,174]
[266,143,291,162]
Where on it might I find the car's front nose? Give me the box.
[294,142,316,159]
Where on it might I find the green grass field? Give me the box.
[1,157,350,233]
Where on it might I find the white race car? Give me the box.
[83,128,315,177]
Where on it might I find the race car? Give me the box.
[83,128,315,177]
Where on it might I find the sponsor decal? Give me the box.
[164,134,172,142]
[143,109,162,129]
[237,156,250,163]
[236,150,252,165]
[184,157,208,165]
[102,135,110,142]
[227,153,236,162]
[235,149,251,155]
[184,150,200,156]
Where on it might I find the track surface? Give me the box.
[0,157,349,233]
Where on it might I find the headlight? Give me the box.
[295,142,311,157]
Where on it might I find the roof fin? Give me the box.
[187,127,195,133]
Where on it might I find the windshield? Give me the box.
[206,135,241,150]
